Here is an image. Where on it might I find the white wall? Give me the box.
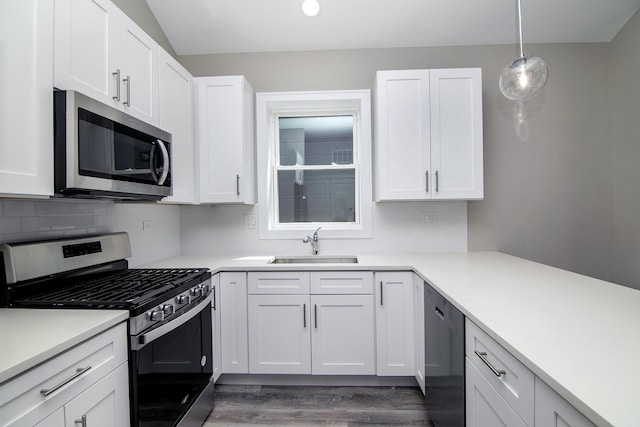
[179,202,467,257]
[0,199,181,267]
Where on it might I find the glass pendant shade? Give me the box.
[499,55,548,101]
[499,0,548,101]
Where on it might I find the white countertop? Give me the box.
[0,309,128,384]
[144,251,640,427]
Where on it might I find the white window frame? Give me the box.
[256,90,373,240]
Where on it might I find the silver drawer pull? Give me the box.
[75,415,87,426]
[474,350,506,377]
[41,366,92,397]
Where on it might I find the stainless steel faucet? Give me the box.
[302,227,321,255]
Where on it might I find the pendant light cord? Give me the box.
[517,0,524,58]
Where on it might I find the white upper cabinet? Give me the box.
[157,47,196,204]
[54,0,159,125]
[196,76,256,204]
[374,68,483,201]
[0,0,54,198]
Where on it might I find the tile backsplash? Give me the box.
[0,199,181,267]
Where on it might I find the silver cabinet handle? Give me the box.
[474,350,506,377]
[112,69,121,102]
[123,75,131,106]
[314,304,318,329]
[75,415,87,427]
[380,281,384,306]
[236,174,240,196]
[426,171,429,192]
[303,303,307,328]
[41,366,92,397]
[212,285,216,310]
[435,170,439,192]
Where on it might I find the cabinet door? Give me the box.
[374,272,415,376]
[196,76,255,204]
[64,363,129,427]
[34,408,64,427]
[0,0,53,197]
[248,294,311,374]
[535,378,595,427]
[466,358,527,427]
[211,274,222,382]
[311,294,375,375]
[112,5,159,125]
[54,0,115,107]
[430,68,483,200]
[220,272,249,373]
[413,275,426,394]
[157,47,196,204]
[374,69,431,201]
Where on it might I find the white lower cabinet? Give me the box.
[1,323,129,426]
[466,357,527,427]
[220,272,249,374]
[534,378,595,427]
[311,294,375,375]
[374,272,415,376]
[466,319,596,427]
[248,294,311,374]
[63,363,129,427]
[413,274,426,394]
[211,274,222,381]
[246,271,375,376]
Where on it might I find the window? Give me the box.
[256,91,372,239]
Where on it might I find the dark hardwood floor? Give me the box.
[204,385,434,426]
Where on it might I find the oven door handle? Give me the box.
[131,294,212,351]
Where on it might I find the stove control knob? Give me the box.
[200,284,211,295]
[177,294,191,305]
[149,310,165,322]
[191,286,203,298]
[162,304,175,315]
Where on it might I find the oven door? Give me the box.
[130,294,213,427]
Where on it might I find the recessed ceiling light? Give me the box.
[301,0,321,17]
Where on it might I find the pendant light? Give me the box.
[499,0,548,101]
[301,0,321,17]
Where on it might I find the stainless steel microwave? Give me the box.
[54,90,172,201]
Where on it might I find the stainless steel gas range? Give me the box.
[0,232,214,427]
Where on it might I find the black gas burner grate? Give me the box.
[15,268,209,310]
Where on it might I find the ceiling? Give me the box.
[146,0,640,56]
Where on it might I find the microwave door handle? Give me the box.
[149,141,160,184]
[156,139,170,185]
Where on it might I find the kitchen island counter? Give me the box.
[143,251,640,427]
[0,308,128,384]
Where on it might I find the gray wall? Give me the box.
[179,41,623,286]
[610,11,640,288]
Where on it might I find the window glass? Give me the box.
[276,115,356,224]
[278,116,353,166]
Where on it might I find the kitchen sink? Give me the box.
[269,255,358,264]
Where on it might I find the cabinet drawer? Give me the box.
[0,323,128,426]
[248,272,310,294]
[465,319,534,426]
[310,271,373,294]
[466,357,527,427]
